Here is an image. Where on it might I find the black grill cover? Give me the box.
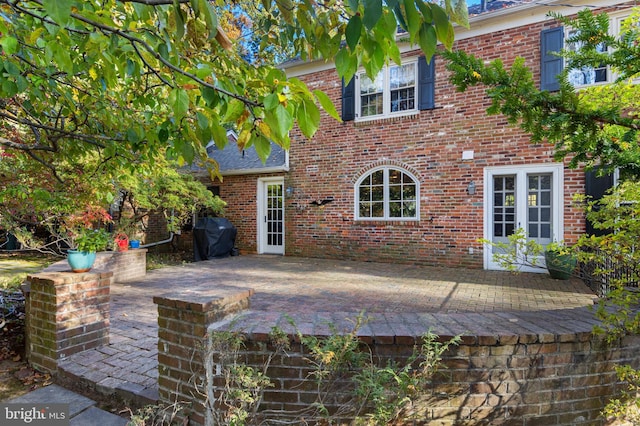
[193,217,237,261]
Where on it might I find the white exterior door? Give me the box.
[257,177,285,255]
[484,164,564,271]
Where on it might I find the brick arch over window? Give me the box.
[353,162,421,221]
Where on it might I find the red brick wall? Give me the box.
[25,272,112,372]
[201,18,593,268]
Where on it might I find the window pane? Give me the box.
[403,201,416,217]
[359,187,370,202]
[372,202,384,217]
[403,185,416,199]
[541,224,551,239]
[372,186,383,201]
[528,224,538,238]
[360,202,371,217]
[371,170,384,185]
[389,201,401,217]
[541,208,550,222]
[360,73,384,117]
[389,170,402,184]
[389,185,401,200]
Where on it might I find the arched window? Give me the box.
[355,167,419,220]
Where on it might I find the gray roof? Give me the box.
[207,132,287,174]
[188,131,288,176]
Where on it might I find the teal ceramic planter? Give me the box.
[67,250,96,273]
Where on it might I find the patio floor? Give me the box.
[56,255,598,406]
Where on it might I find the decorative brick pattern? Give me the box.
[25,272,112,372]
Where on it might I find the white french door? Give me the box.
[484,164,564,271]
[257,177,285,255]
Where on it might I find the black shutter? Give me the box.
[585,169,614,236]
[341,77,355,122]
[540,27,564,92]
[418,55,435,110]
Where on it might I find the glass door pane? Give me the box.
[527,173,553,246]
[491,175,516,253]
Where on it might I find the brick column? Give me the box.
[25,271,112,372]
[154,289,254,426]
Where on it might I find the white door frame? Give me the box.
[483,164,564,271]
[257,177,285,255]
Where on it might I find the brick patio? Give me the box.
[55,255,598,408]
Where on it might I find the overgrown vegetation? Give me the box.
[191,313,460,425]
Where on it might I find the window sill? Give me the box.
[353,220,421,227]
[354,112,420,127]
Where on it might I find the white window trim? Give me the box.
[355,58,418,122]
[483,163,564,272]
[354,166,420,221]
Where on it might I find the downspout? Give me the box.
[138,209,178,249]
[138,231,175,249]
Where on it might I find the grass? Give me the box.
[0,253,58,290]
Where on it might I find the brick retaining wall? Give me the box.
[24,249,147,373]
[155,294,640,426]
[25,271,112,372]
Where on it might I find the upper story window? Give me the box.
[358,62,417,119]
[355,167,419,221]
[566,29,608,87]
[341,56,435,122]
[540,12,631,91]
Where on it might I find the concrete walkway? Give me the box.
[5,385,127,426]
[53,255,597,409]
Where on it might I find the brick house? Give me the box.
[193,0,630,271]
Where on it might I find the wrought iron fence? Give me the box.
[580,249,639,297]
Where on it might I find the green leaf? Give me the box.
[345,15,362,51]
[362,0,383,30]
[174,6,185,40]
[347,0,360,13]
[196,111,209,130]
[263,93,280,110]
[223,99,245,123]
[42,0,73,26]
[158,127,169,143]
[297,99,320,138]
[403,0,421,37]
[253,135,272,163]
[415,0,433,22]
[211,118,228,150]
[313,89,341,122]
[418,23,437,61]
[127,127,140,143]
[448,0,470,28]
[0,37,18,55]
[201,87,218,107]
[335,48,358,81]
[2,80,18,97]
[433,4,454,49]
[169,88,190,122]
[51,43,73,74]
[198,0,218,40]
[264,104,292,142]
